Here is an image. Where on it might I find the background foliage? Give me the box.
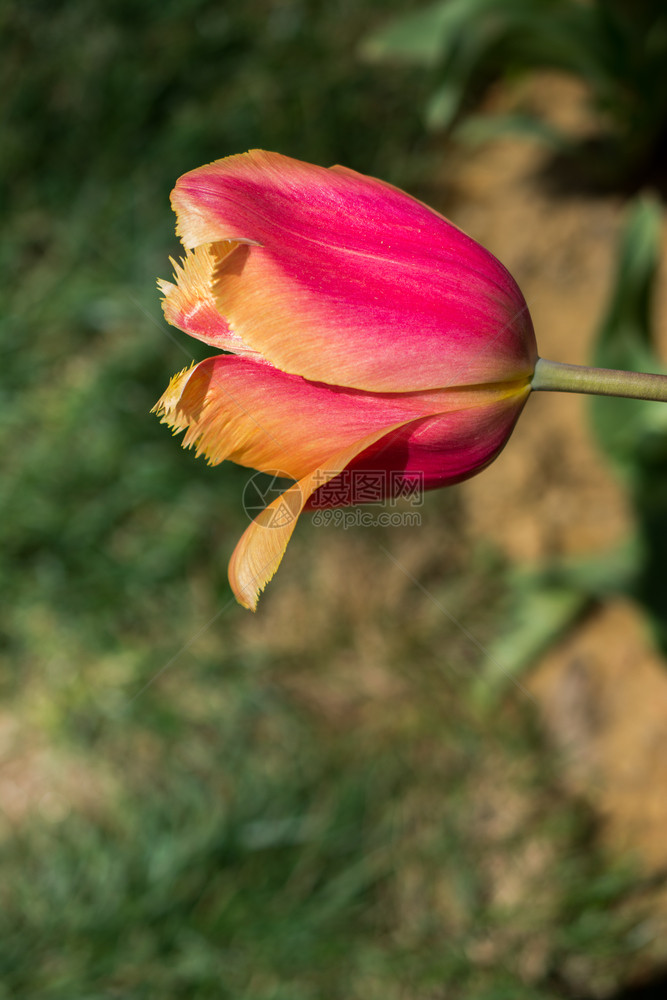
[1,1,665,997]
[363,0,667,190]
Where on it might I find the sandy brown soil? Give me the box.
[441,75,667,902]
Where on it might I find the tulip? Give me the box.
[154,149,538,609]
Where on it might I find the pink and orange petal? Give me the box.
[170,150,537,392]
[155,150,538,608]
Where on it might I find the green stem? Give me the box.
[532,358,667,402]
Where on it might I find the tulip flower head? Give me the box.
[154,150,537,609]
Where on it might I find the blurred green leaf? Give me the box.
[590,196,666,477]
[473,540,640,704]
[453,111,568,149]
[589,196,667,652]
[360,0,495,69]
[473,578,588,708]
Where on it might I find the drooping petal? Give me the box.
[152,354,530,483]
[171,150,537,392]
[227,421,420,610]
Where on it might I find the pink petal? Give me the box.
[171,150,537,392]
[308,387,531,507]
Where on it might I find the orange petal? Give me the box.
[228,421,418,610]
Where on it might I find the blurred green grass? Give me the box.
[0,0,429,681]
[0,1,653,996]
